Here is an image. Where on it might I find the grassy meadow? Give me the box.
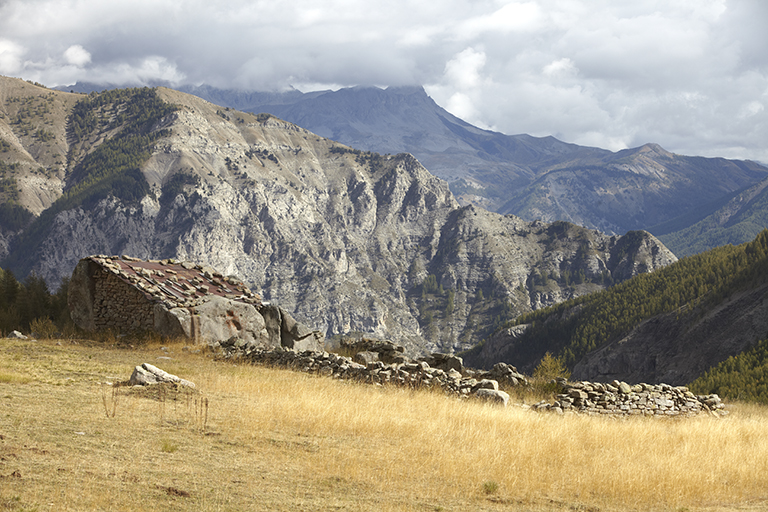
[1,337,768,511]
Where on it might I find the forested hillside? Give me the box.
[690,338,768,404]
[655,178,768,257]
[3,87,177,277]
[0,268,69,335]
[465,229,768,384]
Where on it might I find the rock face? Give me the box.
[7,83,675,356]
[182,84,768,234]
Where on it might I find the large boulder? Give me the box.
[260,304,324,352]
[154,296,272,348]
[195,296,270,348]
[474,388,510,406]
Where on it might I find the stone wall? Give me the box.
[532,379,726,417]
[68,255,323,352]
[218,341,725,417]
[93,267,156,332]
[218,341,525,405]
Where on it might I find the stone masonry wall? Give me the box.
[532,379,726,417]
[217,341,725,417]
[218,340,725,416]
[92,268,156,332]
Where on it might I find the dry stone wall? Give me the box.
[219,339,725,417]
[217,339,525,404]
[92,269,156,332]
[532,379,726,417]
[68,255,323,351]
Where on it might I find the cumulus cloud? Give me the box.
[0,0,765,162]
[63,45,91,67]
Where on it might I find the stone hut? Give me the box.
[68,255,324,351]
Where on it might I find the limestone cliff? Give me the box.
[1,80,676,355]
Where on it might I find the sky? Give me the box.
[1,0,766,162]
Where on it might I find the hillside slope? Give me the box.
[654,176,768,257]
[466,230,768,384]
[0,77,674,354]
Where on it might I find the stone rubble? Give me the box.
[218,339,726,417]
[531,378,726,417]
[218,339,527,405]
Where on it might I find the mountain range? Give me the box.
[7,76,768,385]
[0,76,673,357]
[58,81,768,254]
[177,84,768,247]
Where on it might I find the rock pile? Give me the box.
[217,342,526,405]
[532,379,726,416]
[218,338,724,417]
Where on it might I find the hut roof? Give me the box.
[86,255,262,309]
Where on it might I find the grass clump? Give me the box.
[0,370,31,384]
[482,480,499,495]
[160,438,179,453]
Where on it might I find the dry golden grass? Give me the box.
[1,337,767,512]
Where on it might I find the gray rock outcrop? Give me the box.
[19,86,675,357]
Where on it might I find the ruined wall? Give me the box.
[532,379,726,417]
[69,258,155,333]
[68,256,324,351]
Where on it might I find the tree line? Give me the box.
[494,229,768,373]
[0,268,70,336]
[690,338,768,404]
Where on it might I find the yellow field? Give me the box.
[1,337,767,511]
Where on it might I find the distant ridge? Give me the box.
[55,80,768,247]
[178,84,768,237]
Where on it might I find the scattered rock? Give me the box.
[474,388,510,406]
[353,351,379,366]
[418,353,464,373]
[129,363,195,388]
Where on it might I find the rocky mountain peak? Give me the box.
[1,81,675,356]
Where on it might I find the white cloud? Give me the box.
[457,2,542,39]
[0,39,24,74]
[63,45,91,67]
[542,58,576,78]
[0,0,765,162]
[444,47,487,90]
